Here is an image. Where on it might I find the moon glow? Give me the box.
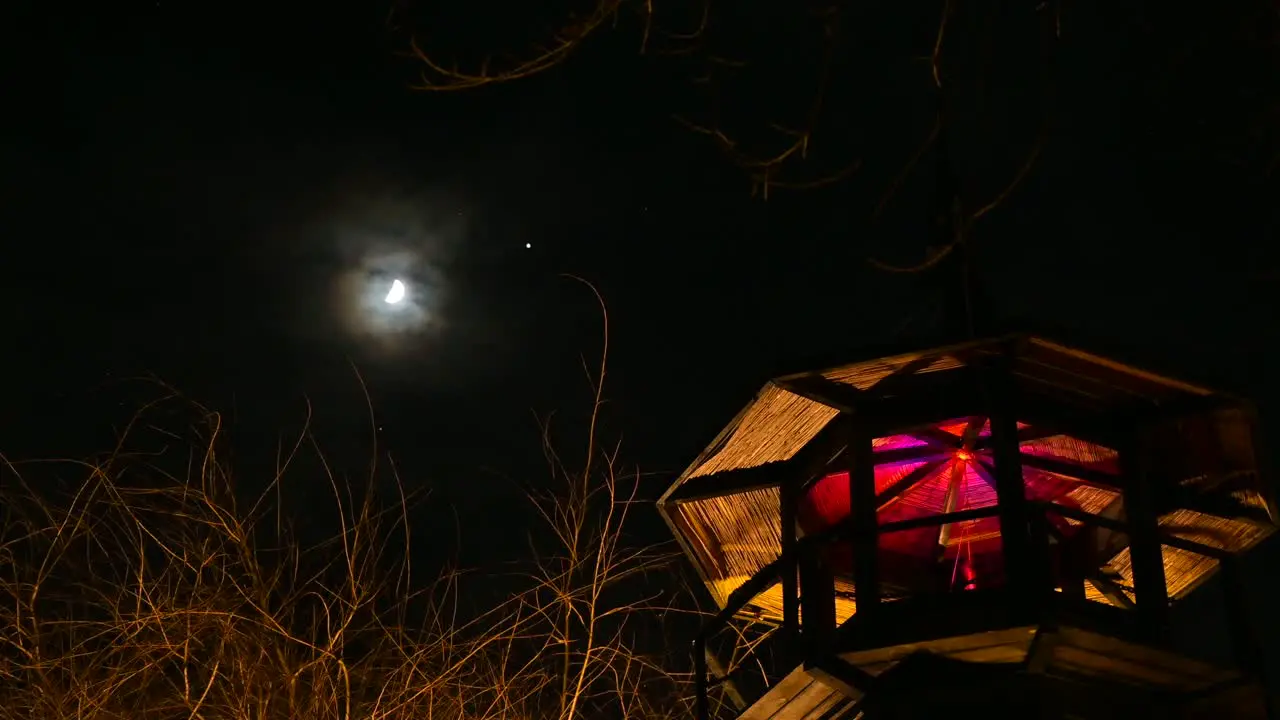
[384,279,406,304]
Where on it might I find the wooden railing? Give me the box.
[690,501,1259,720]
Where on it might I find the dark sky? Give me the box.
[3,0,1280,677]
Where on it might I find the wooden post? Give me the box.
[988,355,1036,612]
[848,423,880,618]
[780,475,800,651]
[1057,523,1088,603]
[1120,427,1169,640]
[1219,556,1275,719]
[799,537,836,648]
[692,636,708,720]
[1246,407,1280,524]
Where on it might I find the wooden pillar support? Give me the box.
[1246,408,1280,524]
[1219,556,1275,719]
[987,353,1037,612]
[780,476,800,650]
[799,537,836,648]
[848,423,881,618]
[1120,427,1170,640]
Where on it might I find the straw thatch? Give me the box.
[687,385,837,480]
[676,486,781,597]
[821,353,965,390]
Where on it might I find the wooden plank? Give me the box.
[1030,670,1173,718]
[805,658,874,700]
[737,667,819,720]
[838,626,1037,668]
[1024,337,1214,400]
[667,414,855,505]
[774,678,839,720]
[834,587,1021,652]
[797,690,847,720]
[947,645,1031,664]
[1025,628,1061,674]
[1049,645,1194,688]
[1050,627,1235,690]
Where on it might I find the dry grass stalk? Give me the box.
[0,288,723,719]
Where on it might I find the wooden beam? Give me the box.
[1035,501,1231,562]
[1012,386,1240,455]
[1018,452,1123,489]
[788,366,985,439]
[1246,408,1280,524]
[781,475,800,650]
[872,445,952,465]
[1042,520,1085,603]
[1162,486,1276,527]
[833,587,1020,653]
[1007,391,1128,448]
[667,414,855,504]
[987,350,1038,612]
[878,505,1000,534]
[973,460,999,491]
[774,375,863,414]
[1120,428,1170,640]
[876,459,945,505]
[799,538,836,650]
[707,555,787,630]
[692,637,708,720]
[1025,627,1061,674]
[1035,501,1127,534]
[1089,572,1137,610]
[909,426,968,447]
[862,350,966,400]
[702,649,747,712]
[863,375,986,436]
[806,657,876,699]
[664,462,783,504]
[1134,392,1241,425]
[1017,424,1068,444]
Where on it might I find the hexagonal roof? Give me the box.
[663,335,1226,496]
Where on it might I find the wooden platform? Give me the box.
[730,624,1266,720]
[839,625,1238,693]
[735,665,858,720]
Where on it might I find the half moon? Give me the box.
[384,279,406,304]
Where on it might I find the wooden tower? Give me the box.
[658,336,1276,719]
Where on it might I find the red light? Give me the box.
[955,450,973,462]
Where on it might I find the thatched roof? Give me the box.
[658,334,1275,622]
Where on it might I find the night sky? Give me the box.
[4,0,1280,683]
